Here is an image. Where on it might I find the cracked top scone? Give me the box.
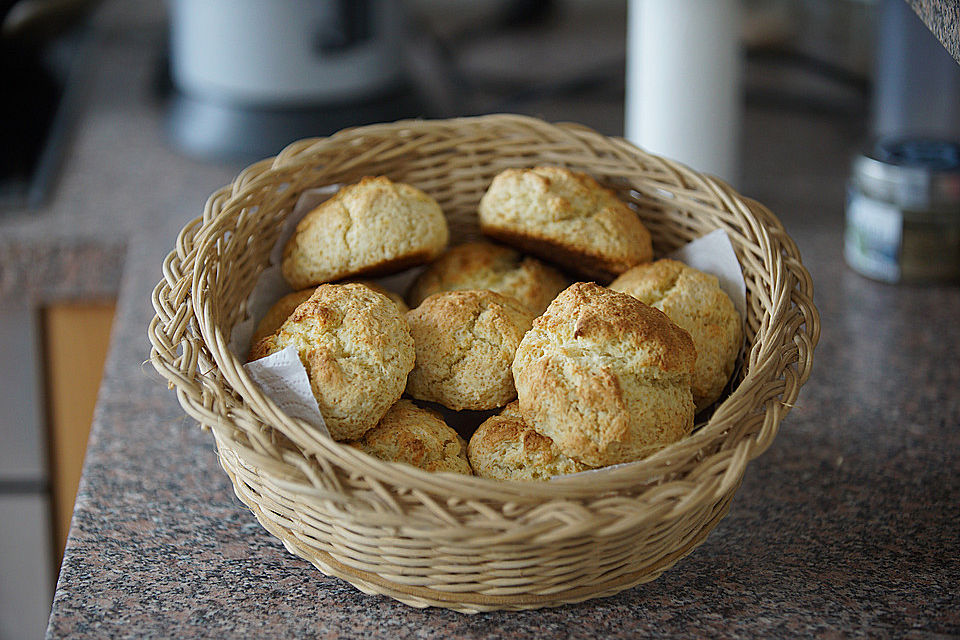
[405,290,535,411]
[249,280,408,355]
[512,282,696,467]
[467,402,591,481]
[610,259,742,412]
[406,241,569,316]
[478,166,652,281]
[250,283,415,441]
[347,399,472,475]
[281,176,449,290]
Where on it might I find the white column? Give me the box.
[625,0,743,185]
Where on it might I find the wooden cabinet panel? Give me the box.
[42,302,115,564]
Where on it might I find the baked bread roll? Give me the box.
[249,280,407,354]
[406,241,568,315]
[250,283,415,441]
[468,402,591,480]
[347,399,472,475]
[250,288,317,353]
[282,176,449,289]
[512,282,695,467]
[610,259,742,411]
[478,166,652,281]
[405,290,534,411]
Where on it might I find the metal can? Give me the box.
[844,138,960,283]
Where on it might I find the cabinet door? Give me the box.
[43,301,115,562]
[0,495,54,640]
[0,305,45,480]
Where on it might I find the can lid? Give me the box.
[853,138,960,210]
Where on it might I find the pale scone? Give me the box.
[248,281,408,355]
[406,241,569,316]
[250,288,317,354]
[468,402,591,481]
[512,282,696,467]
[478,166,652,281]
[250,283,415,441]
[282,176,449,289]
[610,259,742,412]
[347,399,472,475]
[405,290,534,411]
[345,280,409,314]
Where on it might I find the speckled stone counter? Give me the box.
[28,2,960,638]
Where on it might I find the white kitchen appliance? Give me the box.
[165,0,421,159]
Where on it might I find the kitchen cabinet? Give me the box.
[0,496,54,640]
[0,300,114,638]
[43,301,115,562]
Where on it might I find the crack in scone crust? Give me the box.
[610,259,742,411]
[406,241,569,315]
[281,176,449,289]
[250,283,415,441]
[512,282,696,467]
[405,290,534,411]
[468,402,591,480]
[347,399,472,475]
[477,166,653,280]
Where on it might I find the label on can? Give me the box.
[844,189,902,282]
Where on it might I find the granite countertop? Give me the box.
[8,2,956,638]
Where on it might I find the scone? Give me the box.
[250,288,317,353]
[406,241,569,316]
[405,290,534,411]
[248,281,408,355]
[610,259,742,411]
[347,399,472,475]
[345,280,409,314]
[468,402,591,481]
[478,166,652,281]
[250,283,415,441]
[512,282,696,467]
[282,176,449,289]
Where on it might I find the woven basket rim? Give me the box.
[153,113,818,501]
[146,113,820,610]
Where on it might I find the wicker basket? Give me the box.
[148,114,818,613]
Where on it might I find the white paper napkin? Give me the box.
[243,346,330,437]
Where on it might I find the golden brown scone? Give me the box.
[512,282,696,467]
[250,283,415,441]
[610,259,742,412]
[281,176,449,289]
[478,166,652,281]
[250,288,317,353]
[347,399,472,475]
[405,290,535,411]
[344,280,409,314]
[468,402,591,481]
[406,241,569,315]
[248,280,408,356]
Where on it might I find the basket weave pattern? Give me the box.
[148,115,819,612]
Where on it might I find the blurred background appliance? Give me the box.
[0,0,100,209]
[845,137,960,283]
[164,0,425,159]
[873,0,960,140]
[625,0,742,185]
[843,0,960,284]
